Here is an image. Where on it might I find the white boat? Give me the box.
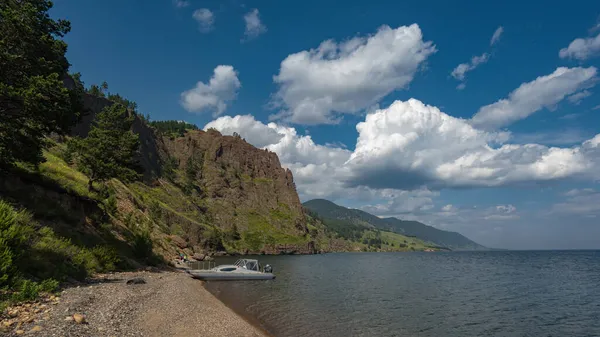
[186,258,275,281]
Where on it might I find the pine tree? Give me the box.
[71,103,142,191]
[0,0,82,168]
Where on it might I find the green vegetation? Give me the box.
[0,200,118,306]
[304,199,484,250]
[69,103,142,191]
[304,205,436,252]
[0,0,82,168]
[150,120,199,138]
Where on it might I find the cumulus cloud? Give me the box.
[490,26,504,46]
[451,53,490,81]
[205,99,600,201]
[471,67,597,130]
[173,0,190,8]
[567,89,592,104]
[270,24,436,125]
[346,99,599,190]
[243,9,266,40]
[559,32,600,61]
[193,9,214,33]
[180,65,241,116]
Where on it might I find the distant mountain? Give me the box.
[303,199,486,250]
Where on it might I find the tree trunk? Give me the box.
[88,178,94,192]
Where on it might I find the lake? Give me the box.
[204,251,600,337]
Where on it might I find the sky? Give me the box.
[51,0,600,250]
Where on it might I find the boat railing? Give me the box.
[186,260,216,270]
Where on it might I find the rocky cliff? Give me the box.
[62,90,317,257]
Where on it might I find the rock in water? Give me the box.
[72,313,86,324]
[126,277,146,285]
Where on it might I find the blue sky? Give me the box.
[51,0,600,249]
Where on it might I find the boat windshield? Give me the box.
[233,259,259,271]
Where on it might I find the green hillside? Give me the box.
[304,199,486,250]
[303,205,440,252]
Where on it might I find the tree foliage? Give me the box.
[0,0,82,168]
[70,103,142,190]
[150,120,199,138]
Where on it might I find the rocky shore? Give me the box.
[1,269,267,337]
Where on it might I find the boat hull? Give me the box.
[187,270,276,281]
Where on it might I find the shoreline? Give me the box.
[202,281,275,337]
[1,269,269,337]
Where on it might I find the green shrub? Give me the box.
[11,280,40,302]
[104,194,118,214]
[0,201,35,287]
[91,246,120,272]
[39,279,59,293]
[133,231,153,259]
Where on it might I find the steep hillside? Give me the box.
[303,200,441,252]
[304,199,486,250]
[380,218,485,250]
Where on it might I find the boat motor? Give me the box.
[264,264,273,273]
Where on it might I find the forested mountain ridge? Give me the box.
[304,199,486,250]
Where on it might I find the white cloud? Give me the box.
[490,26,504,46]
[346,99,598,190]
[270,24,436,125]
[594,104,600,110]
[451,52,489,81]
[451,27,503,89]
[193,9,214,33]
[204,115,282,147]
[243,9,266,40]
[360,189,438,215]
[205,99,600,201]
[512,128,591,146]
[471,67,597,130]
[180,65,241,116]
[559,113,581,120]
[567,90,592,104]
[173,0,190,8]
[553,189,600,215]
[559,32,600,61]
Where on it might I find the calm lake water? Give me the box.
[204,251,600,337]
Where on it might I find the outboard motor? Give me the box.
[264,264,273,273]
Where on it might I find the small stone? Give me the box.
[2,320,13,327]
[24,316,34,323]
[30,326,42,333]
[15,330,25,335]
[98,327,105,332]
[64,316,74,322]
[34,308,41,314]
[73,313,86,324]
[8,310,19,318]
[126,277,146,285]
[42,314,50,320]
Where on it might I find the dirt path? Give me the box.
[1,269,267,337]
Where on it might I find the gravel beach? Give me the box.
[1,269,268,337]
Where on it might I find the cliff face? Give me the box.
[68,91,315,256]
[161,129,311,254]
